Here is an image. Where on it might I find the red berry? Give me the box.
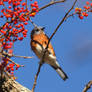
[0,30,6,34]
[24,22,28,25]
[4,45,12,49]
[79,16,83,19]
[31,4,35,7]
[32,8,37,11]
[24,29,28,32]
[84,6,87,9]
[0,1,3,5]
[6,66,10,71]
[9,63,15,67]
[9,42,13,46]
[8,0,12,4]
[11,67,14,71]
[8,6,11,9]
[85,13,88,17]
[18,37,23,41]
[34,1,38,5]
[16,64,20,68]
[22,2,26,6]
[86,1,89,5]
[90,3,92,7]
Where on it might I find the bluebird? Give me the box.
[30,26,68,80]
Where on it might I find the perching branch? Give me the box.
[32,62,43,92]
[32,48,45,92]
[82,81,92,92]
[31,0,77,92]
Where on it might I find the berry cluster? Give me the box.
[0,0,39,77]
[75,1,92,19]
[6,63,20,74]
[30,1,39,17]
[0,57,20,76]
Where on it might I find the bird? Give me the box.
[30,26,68,81]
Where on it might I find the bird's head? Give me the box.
[31,26,45,38]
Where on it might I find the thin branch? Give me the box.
[32,48,45,92]
[1,51,33,59]
[12,55,33,59]
[7,57,24,67]
[39,0,66,11]
[49,0,77,42]
[25,0,28,10]
[32,63,43,92]
[31,0,77,92]
[82,81,92,92]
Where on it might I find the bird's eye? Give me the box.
[36,29,39,32]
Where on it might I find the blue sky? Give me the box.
[1,0,92,92]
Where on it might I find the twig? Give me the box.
[0,51,24,66]
[39,0,66,11]
[25,0,28,10]
[7,57,24,67]
[49,0,77,42]
[1,51,33,59]
[12,55,33,59]
[82,81,92,92]
[32,63,43,92]
[32,48,45,92]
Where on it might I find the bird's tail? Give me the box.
[56,67,68,81]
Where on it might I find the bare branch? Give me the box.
[49,0,77,41]
[32,63,43,92]
[1,51,33,59]
[25,0,28,9]
[31,0,77,92]
[12,55,33,59]
[82,81,92,92]
[39,0,66,11]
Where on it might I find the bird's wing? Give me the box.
[31,32,55,56]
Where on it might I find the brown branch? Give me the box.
[7,58,24,67]
[26,0,28,10]
[0,71,32,92]
[39,0,66,11]
[12,54,33,59]
[82,81,92,92]
[44,0,77,53]
[1,51,33,59]
[31,0,77,92]
[32,48,45,92]
[32,63,43,92]
[49,0,77,42]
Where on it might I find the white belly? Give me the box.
[35,44,58,67]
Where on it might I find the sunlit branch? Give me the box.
[82,81,92,92]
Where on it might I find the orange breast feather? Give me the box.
[31,32,55,56]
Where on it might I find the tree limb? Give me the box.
[0,71,32,92]
[82,81,92,92]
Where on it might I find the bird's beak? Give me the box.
[41,27,45,30]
